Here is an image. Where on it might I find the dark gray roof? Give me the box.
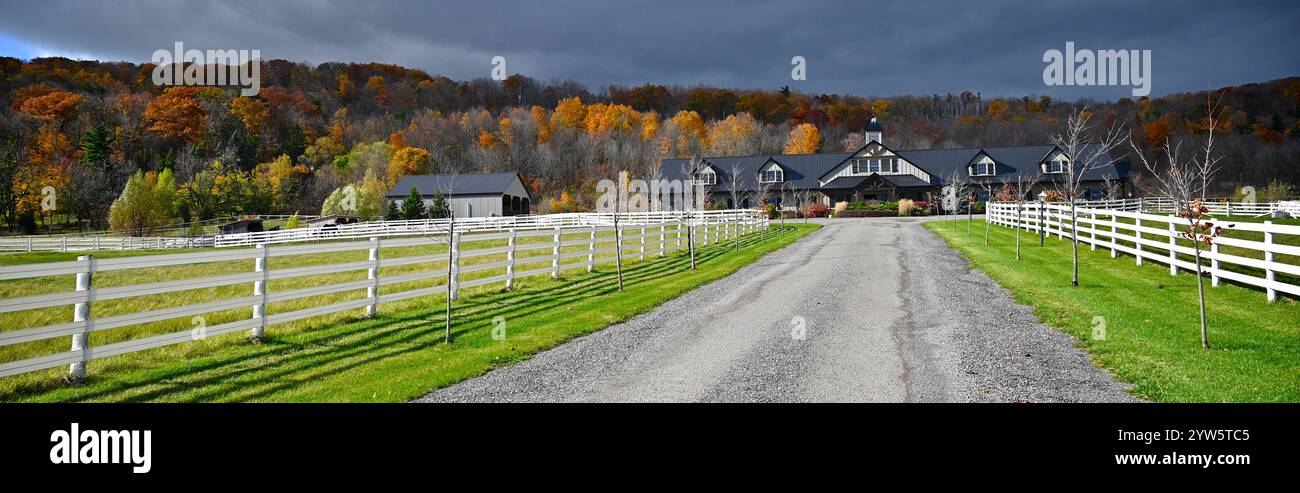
[876,174,931,187]
[900,144,1129,186]
[820,175,868,190]
[662,152,855,192]
[661,142,1129,193]
[387,172,530,198]
[865,117,884,132]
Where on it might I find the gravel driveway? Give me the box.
[416,217,1139,403]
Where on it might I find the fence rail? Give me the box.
[986,201,1300,302]
[0,210,768,379]
[0,210,759,252]
[1068,197,1300,216]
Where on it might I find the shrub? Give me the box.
[1258,179,1297,203]
[805,203,830,218]
[1043,189,1065,203]
[833,201,848,217]
[898,198,914,216]
[764,203,778,219]
[837,209,895,218]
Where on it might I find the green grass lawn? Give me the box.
[926,217,1298,403]
[0,223,818,402]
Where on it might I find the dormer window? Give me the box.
[761,168,784,183]
[1046,159,1066,173]
[971,161,996,176]
[697,169,717,185]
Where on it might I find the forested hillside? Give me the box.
[1,56,1297,233]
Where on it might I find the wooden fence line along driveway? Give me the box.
[0,210,767,380]
[986,201,1300,301]
[0,211,752,252]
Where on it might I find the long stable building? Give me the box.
[661,118,1131,209]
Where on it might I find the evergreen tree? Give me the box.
[428,190,449,219]
[385,200,399,221]
[400,187,426,220]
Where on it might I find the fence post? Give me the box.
[659,225,666,257]
[367,237,380,317]
[1167,222,1177,276]
[1135,202,1144,266]
[1226,200,1233,216]
[506,228,517,290]
[1109,213,1117,259]
[68,255,95,381]
[1210,241,1220,288]
[551,226,561,279]
[1264,221,1276,302]
[252,243,269,339]
[677,221,684,252]
[586,225,596,273]
[1089,212,1096,251]
[449,232,460,300]
[639,226,646,262]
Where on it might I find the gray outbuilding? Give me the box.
[386,172,534,218]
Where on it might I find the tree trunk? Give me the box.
[613,211,624,291]
[1015,204,1022,260]
[444,217,455,344]
[1193,238,1210,350]
[1070,201,1079,287]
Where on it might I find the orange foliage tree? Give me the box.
[145,87,208,143]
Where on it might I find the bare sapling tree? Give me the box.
[419,172,459,344]
[1010,171,1043,260]
[1128,92,1228,350]
[613,170,626,291]
[943,168,968,236]
[973,178,997,245]
[1050,106,1126,287]
[679,158,704,269]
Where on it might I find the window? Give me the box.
[761,168,783,183]
[855,158,898,174]
[972,161,995,176]
[1047,159,1066,173]
[697,169,717,185]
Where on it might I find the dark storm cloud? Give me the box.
[0,0,1296,99]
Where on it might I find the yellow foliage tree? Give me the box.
[388,146,432,185]
[531,105,552,143]
[230,97,268,137]
[784,123,821,154]
[551,97,587,131]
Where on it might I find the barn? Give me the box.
[386,172,534,217]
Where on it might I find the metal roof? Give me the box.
[387,172,531,198]
[662,142,1129,192]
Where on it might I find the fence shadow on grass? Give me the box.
[4,225,795,402]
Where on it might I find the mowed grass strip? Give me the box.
[0,223,817,402]
[925,218,1298,403]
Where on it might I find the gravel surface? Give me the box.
[416,217,1139,403]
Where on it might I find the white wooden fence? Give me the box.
[986,202,1300,302]
[0,211,764,252]
[1069,197,1300,216]
[0,210,768,379]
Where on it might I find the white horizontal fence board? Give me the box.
[987,201,1297,300]
[0,210,766,379]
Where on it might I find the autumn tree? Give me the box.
[17,89,82,122]
[145,86,208,143]
[230,97,269,138]
[388,146,432,184]
[784,123,821,154]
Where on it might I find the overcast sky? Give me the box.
[1,0,1296,100]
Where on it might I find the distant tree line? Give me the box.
[0,56,1297,234]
